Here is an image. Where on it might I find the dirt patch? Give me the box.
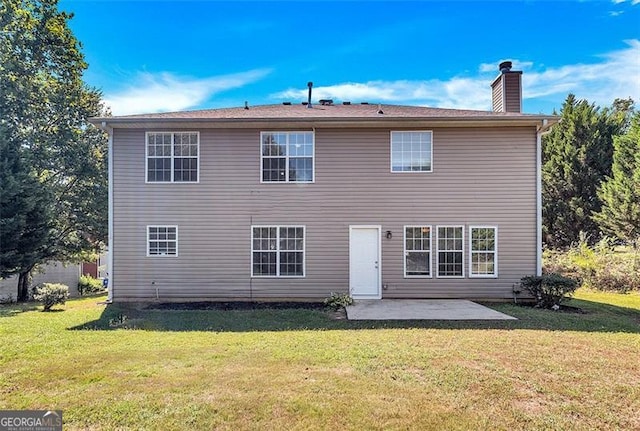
[146,301,327,311]
[516,303,587,314]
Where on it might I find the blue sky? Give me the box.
[60,0,640,115]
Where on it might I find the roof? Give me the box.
[90,103,558,130]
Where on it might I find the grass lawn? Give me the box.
[1,290,639,430]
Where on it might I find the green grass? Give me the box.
[1,291,639,430]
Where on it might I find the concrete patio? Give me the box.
[346,299,517,320]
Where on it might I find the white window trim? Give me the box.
[259,131,315,184]
[146,225,178,257]
[403,225,433,278]
[145,131,200,184]
[436,225,465,278]
[390,130,434,173]
[469,225,498,278]
[250,225,306,278]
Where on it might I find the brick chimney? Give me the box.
[491,61,522,113]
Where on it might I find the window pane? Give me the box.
[174,157,198,182]
[406,252,430,276]
[262,158,286,182]
[438,251,463,276]
[289,157,312,182]
[253,252,277,276]
[280,252,303,276]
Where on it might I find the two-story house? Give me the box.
[91,62,556,302]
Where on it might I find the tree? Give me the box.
[542,94,631,249]
[0,124,54,301]
[593,112,640,246]
[0,0,108,300]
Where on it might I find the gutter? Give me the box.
[89,115,557,130]
[101,121,115,303]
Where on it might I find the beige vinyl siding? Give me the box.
[111,126,537,301]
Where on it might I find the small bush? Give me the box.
[520,274,579,309]
[78,274,105,295]
[33,283,69,311]
[324,292,353,310]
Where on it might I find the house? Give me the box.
[0,254,107,302]
[91,62,557,302]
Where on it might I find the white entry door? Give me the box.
[349,226,381,299]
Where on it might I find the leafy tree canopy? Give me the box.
[0,0,108,300]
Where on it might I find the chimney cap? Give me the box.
[499,61,513,73]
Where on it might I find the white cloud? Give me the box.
[271,40,640,112]
[104,68,271,115]
[272,78,492,110]
[609,10,624,16]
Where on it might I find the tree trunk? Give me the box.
[16,270,32,302]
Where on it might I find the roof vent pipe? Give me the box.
[307,82,313,108]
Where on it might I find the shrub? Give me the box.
[520,274,578,309]
[78,274,105,295]
[33,283,69,311]
[544,237,640,293]
[324,292,353,310]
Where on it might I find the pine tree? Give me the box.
[593,113,640,246]
[0,125,54,301]
[542,94,630,249]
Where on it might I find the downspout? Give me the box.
[536,119,553,277]
[102,121,114,303]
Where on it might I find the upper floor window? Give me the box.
[146,132,199,183]
[261,132,314,183]
[469,226,498,277]
[390,131,432,172]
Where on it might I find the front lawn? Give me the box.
[0,290,638,430]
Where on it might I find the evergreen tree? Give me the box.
[593,113,640,246]
[542,94,630,249]
[0,0,108,300]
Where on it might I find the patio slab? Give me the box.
[346,299,517,320]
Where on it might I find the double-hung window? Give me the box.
[147,226,178,257]
[404,226,432,277]
[469,226,498,277]
[146,132,199,182]
[437,226,464,277]
[251,226,305,277]
[391,131,432,172]
[261,132,314,182]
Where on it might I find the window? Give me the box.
[261,132,314,182]
[252,226,305,277]
[391,131,432,172]
[147,226,178,257]
[437,226,464,277]
[404,226,432,277]
[470,226,497,277]
[146,132,199,182]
